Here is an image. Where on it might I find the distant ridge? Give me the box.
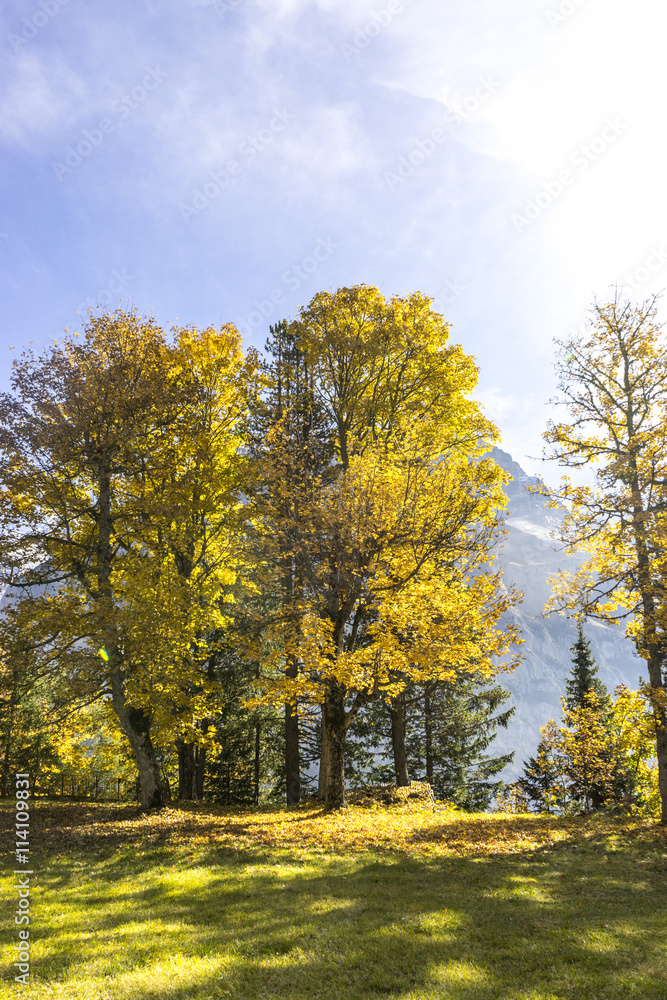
[486,450,640,779]
[489,446,532,484]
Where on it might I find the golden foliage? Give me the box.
[0,311,260,746]
[539,293,667,822]
[14,800,665,860]
[248,286,523,712]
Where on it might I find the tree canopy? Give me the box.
[247,285,522,807]
[541,292,667,822]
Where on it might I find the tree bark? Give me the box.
[177,737,207,800]
[317,709,329,801]
[282,538,301,805]
[424,684,434,783]
[0,700,14,798]
[195,743,206,800]
[285,690,301,805]
[177,740,196,799]
[324,682,347,809]
[110,668,167,809]
[254,720,261,807]
[390,691,410,787]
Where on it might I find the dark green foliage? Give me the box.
[246,320,337,805]
[345,677,515,810]
[409,678,515,810]
[252,319,335,483]
[205,652,286,806]
[565,621,610,713]
[518,734,567,814]
[343,701,393,788]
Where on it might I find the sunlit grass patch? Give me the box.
[0,802,665,999]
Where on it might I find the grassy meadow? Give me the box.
[1,800,666,999]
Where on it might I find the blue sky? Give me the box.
[2,0,666,474]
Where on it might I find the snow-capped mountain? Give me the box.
[489,447,642,779]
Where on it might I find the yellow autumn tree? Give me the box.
[249,285,523,808]
[0,310,258,808]
[40,700,138,798]
[613,684,660,817]
[558,690,625,813]
[109,322,260,798]
[541,292,667,823]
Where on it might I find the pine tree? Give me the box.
[349,676,515,810]
[564,621,610,713]
[205,650,285,806]
[408,678,515,810]
[518,719,568,813]
[248,320,334,805]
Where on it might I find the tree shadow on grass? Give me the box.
[2,818,665,1000]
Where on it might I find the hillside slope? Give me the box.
[490,447,642,778]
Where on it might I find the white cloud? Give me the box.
[476,387,515,424]
[0,52,88,148]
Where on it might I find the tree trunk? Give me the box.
[285,692,300,805]
[110,668,167,810]
[254,720,261,807]
[324,682,347,809]
[653,684,667,825]
[627,456,667,824]
[195,743,206,800]
[390,691,410,786]
[424,684,434,783]
[177,740,196,799]
[0,702,14,798]
[642,647,667,824]
[317,710,329,801]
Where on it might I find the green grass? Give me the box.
[1,802,666,999]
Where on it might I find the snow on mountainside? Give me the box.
[489,447,642,780]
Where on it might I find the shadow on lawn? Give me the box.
[3,819,665,1000]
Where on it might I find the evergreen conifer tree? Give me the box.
[518,720,567,813]
[349,676,515,810]
[408,678,515,810]
[205,649,285,806]
[248,320,334,805]
[562,623,617,810]
[564,621,610,713]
